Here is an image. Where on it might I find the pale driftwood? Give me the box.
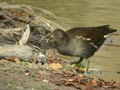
[0,45,33,61]
[0,45,47,63]
[19,24,30,45]
[0,26,26,34]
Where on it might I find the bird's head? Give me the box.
[48,28,65,44]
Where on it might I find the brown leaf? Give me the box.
[67,78,74,82]
[5,57,21,63]
[47,52,55,63]
[49,63,62,70]
[91,79,97,86]
[86,80,95,90]
[25,72,31,76]
[78,74,84,79]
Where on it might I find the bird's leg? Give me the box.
[78,57,84,63]
[85,59,90,74]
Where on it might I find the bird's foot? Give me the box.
[70,62,86,74]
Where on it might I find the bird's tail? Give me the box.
[99,25,117,35]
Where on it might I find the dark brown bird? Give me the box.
[48,25,117,72]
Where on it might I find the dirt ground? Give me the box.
[0,59,80,90]
[0,59,120,90]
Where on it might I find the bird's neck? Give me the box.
[56,36,70,55]
[56,33,70,50]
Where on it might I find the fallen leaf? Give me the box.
[43,79,49,83]
[5,57,21,63]
[78,74,84,78]
[47,52,55,63]
[25,72,31,76]
[91,79,97,86]
[49,63,62,70]
[15,58,21,63]
[24,70,31,76]
[68,78,74,82]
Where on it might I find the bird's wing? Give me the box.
[67,25,116,40]
[67,25,116,49]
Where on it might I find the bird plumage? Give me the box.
[49,25,117,72]
[51,25,116,58]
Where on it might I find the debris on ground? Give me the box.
[51,71,120,90]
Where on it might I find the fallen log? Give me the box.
[0,45,47,63]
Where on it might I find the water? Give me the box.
[0,0,120,81]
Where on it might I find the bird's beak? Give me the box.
[47,35,54,43]
[46,33,56,47]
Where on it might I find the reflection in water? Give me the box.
[0,0,120,80]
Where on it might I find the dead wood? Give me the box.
[0,44,47,63]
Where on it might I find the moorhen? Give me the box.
[48,25,117,72]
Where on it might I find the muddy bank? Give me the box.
[0,60,120,90]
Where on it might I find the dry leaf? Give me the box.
[15,58,21,63]
[43,79,49,83]
[68,78,74,82]
[49,63,62,70]
[5,57,21,63]
[91,79,97,86]
[25,72,31,76]
[47,52,55,63]
[78,74,84,78]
